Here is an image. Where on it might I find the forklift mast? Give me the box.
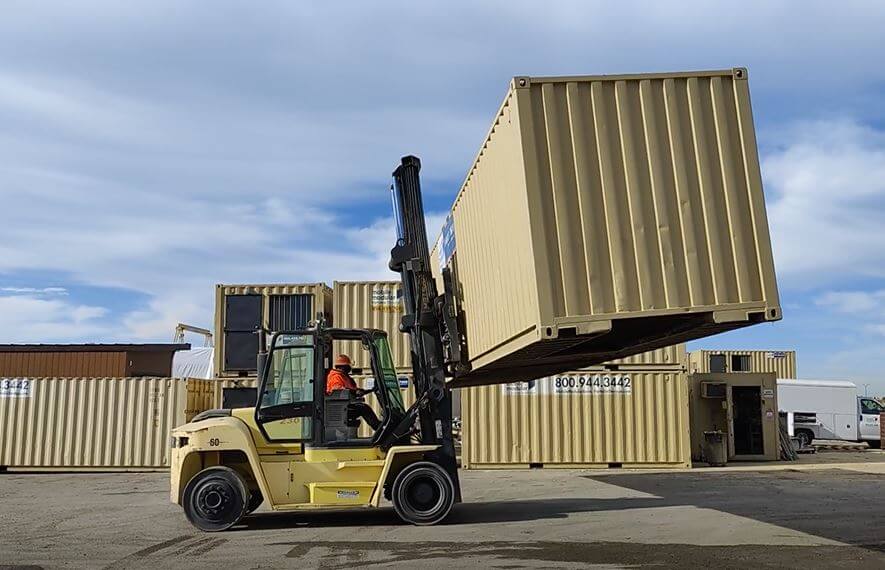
[389,155,462,498]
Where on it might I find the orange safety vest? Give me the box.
[326,369,358,395]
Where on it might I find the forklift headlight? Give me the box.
[170,436,189,449]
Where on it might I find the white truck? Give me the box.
[777,379,883,447]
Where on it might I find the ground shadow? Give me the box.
[583,469,885,552]
[240,497,613,531]
[239,468,885,554]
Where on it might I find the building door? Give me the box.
[732,386,764,455]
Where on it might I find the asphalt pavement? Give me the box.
[1,454,883,569]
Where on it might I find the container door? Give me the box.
[858,398,884,440]
[223,294,262,372]
[732,386,764,455]
[268,294,313,332]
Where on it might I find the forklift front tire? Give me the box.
[182,466,249,532]
[391,461,455,526]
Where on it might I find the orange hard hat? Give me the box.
[334,354,352,367]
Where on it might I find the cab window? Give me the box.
[861,398,884,415]
[374,336,405,414]
[259,342,314,440]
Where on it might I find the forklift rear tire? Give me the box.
[182,466,249,532]
[391,461,455,526]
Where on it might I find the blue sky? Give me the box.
[1,2,884,391]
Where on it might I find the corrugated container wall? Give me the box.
[436,68,781,387]
[214,283,333,377]
[688,350,796,378]
[0,377,213,469]
[332,281,411,370]
[461,370,690,468]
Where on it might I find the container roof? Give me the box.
[0,343,191,353]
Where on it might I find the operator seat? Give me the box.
[323,389,359,442]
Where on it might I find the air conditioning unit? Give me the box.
[701,382,727,398]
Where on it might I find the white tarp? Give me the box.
[172,348,214,379]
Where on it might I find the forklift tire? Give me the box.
[246,489,264,515]
[391,461,455,526]
[182,466,249,532]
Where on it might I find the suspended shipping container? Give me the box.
[688,349,796,378]
[214,283,333,377]
[461,369,690,469]
[0,377,213,470]
[434,68,781,387]
[332,281,411,371]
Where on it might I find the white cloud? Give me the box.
[815,290,885,316]
[0,287,68,296]
[0,295,109,343]
[764,120,885,286]
[0,0,884,362]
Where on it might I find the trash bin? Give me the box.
[703,431,727,466]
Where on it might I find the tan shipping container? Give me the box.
[214,283,333,377]
[0,377,213,470]
[332,281,411,371]
[461,369,690,468]
[435,68,780,387]
[688,350,796,378]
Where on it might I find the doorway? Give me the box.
[732,386,764,455]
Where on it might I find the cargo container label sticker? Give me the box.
[502,375,632,396]
[766,351,786,359]
[0,378,32,398]
[439,213,456,267]
[371,287,403,313]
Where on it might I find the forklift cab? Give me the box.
[254,328,407,448]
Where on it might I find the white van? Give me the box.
[777,379,882,446]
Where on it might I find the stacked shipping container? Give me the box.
[214,283,332,377]
[332,281,411,371]
[688,350,796,378]
[460,370,690,469]
[460,345,690,469]
[0,377,213,470]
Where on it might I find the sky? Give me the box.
[1,1,884,392]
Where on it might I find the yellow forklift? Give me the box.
[170,157,467,530]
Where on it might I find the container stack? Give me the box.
[214,283,332,378]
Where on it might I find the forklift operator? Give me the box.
[325,354,381,430]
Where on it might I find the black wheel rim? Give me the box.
[407,476,441,512]
[191,477,239,524]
